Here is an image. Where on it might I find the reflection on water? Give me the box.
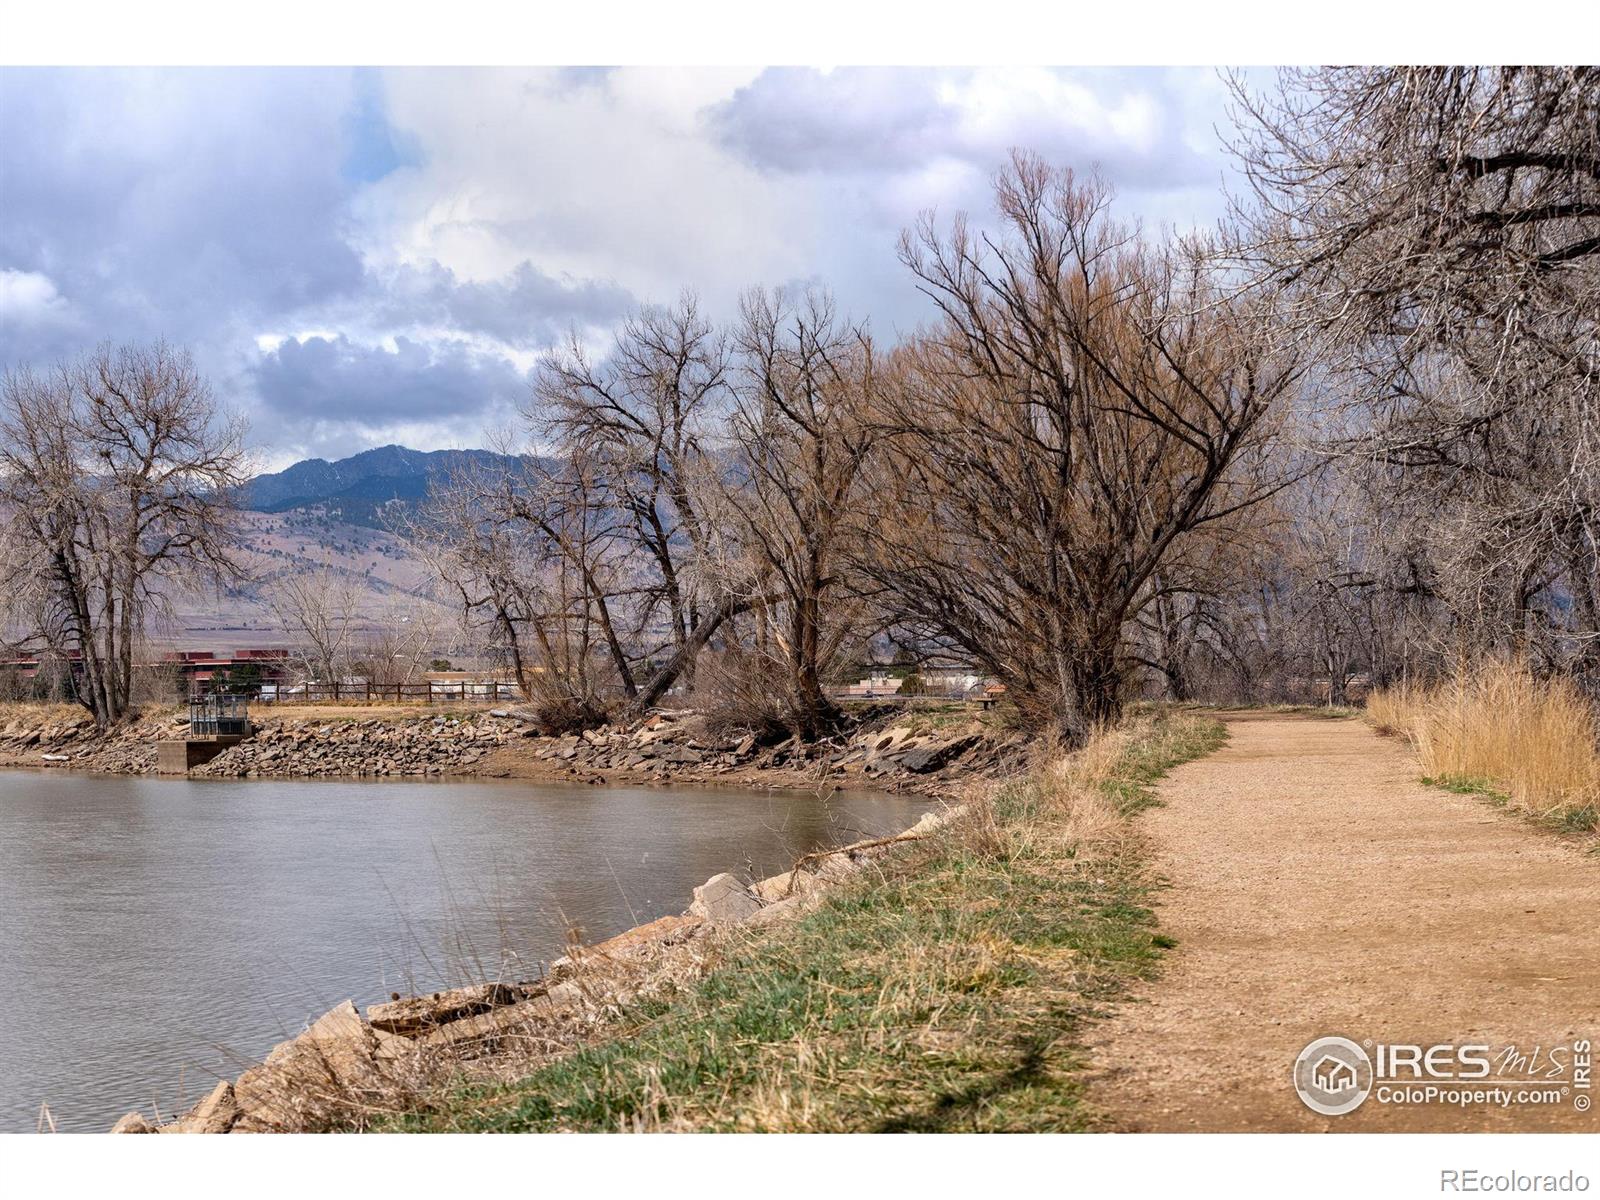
[0,770,931,1132]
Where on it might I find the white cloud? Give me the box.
[4,66,1241,461]
[0,268,72,326]
[355,67,814,313]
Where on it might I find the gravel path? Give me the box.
[1086,712,1598,1132]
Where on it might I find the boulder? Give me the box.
[414,995,555,1053]
[745,894,808,928]
[900,734,981,774]
[110,1111,155,1133]
[372,1026,420,1064]
[584,913,699,958]
[871,726,914,753]
[232,1000,382,1131]
[164,1080,238,1134]
[365,982,524,1036]
[688,872,761,924]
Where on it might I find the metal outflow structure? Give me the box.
[188,693,251,738]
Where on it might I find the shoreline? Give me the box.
[0,699,1024,1133]
[102,790,975,1134]
[0,702,1024,800]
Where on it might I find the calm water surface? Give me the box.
[0,770,930,1132]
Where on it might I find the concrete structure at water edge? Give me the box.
[156,694,253,775]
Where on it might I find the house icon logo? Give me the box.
[1312,1055,1358,1094]
[1294,1036,1374,1116]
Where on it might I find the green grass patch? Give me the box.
[387,713,1226,1133]
[1422,775,1598,839]
[1422,773,1510,801]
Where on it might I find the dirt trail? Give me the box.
[1087,713,1598,1132]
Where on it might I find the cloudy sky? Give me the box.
[0,67,1243,468]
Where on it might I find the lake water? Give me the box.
[0,770,931,1132]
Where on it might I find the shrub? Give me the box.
[693,649,793,743]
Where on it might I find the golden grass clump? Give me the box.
[1367,661,1600,825]
[0,701,92,725]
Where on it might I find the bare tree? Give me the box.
[0,342,249,726]
[411,457,638,731]
[1228,66,1600,685]
[861,157,1302,742]
[533,295,731,690]
[350,592,447,688]
[410,461,542,701]
[720,287,880,738]
[266,564,364,687]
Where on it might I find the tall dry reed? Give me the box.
[1366,661,1600,827]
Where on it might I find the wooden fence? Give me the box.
[227,681,523,705]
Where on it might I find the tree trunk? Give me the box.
[622,593,755,720]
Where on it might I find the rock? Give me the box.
[164,1080,238,1134]
[232,1000,382,1131]
[372,1026,420,1064]
[366,982,524,1036]
[111,1111,155,1133]
[688,872,761,924]
[583,913,699,958]
[545,980,586,1006]
[871,726,914,753]
[415,996,555,1052]
[732,734,757,757]
[751,872,795,902]
[900,735,981,774]
[746,894,807,927]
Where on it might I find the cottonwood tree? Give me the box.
[533,296,731,693]
[0,342,249,726]
[720,288,880,739]
[529,297,800,723]
[1229,66,1600,683]
[861,157,1302,742]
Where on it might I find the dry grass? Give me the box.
[0,701,92,726]
[1367,661,1600,834]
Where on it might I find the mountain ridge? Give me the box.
[243,445,522,526]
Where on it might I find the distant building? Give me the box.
[1,647,291,695]
[833,672,905,698]
[920,665,984,695]
[168,648,292,692]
